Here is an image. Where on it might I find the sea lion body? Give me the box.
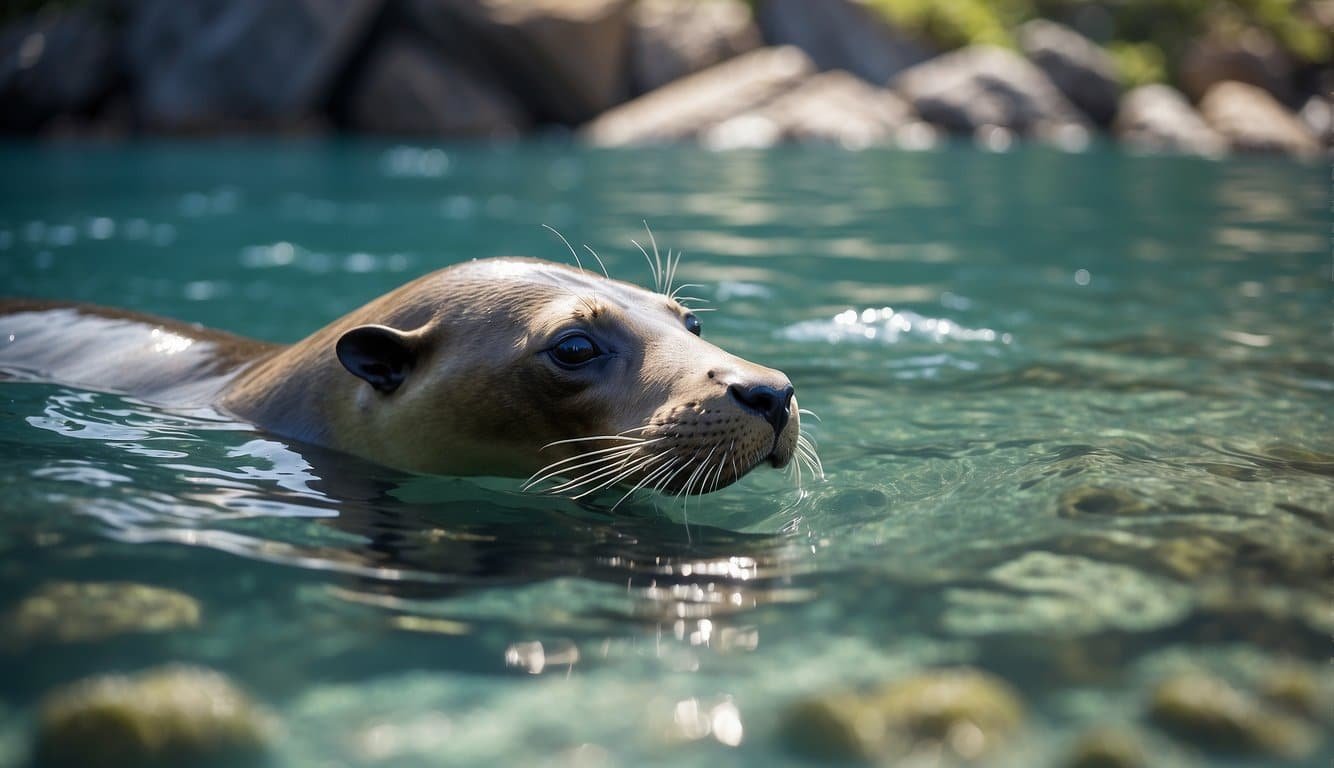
[1,258,802,494]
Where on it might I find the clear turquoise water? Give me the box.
[1,142,1330,766]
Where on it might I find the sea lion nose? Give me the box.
[728,382,794,437]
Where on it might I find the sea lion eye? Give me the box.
[684,313,701,336]
[550,332,601,368]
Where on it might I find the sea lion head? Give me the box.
[329,257,804,496]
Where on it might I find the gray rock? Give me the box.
[1113,84,1227,156]
[706,70,926,149]
[1017,19,1121,126]
[126,0,382,132]
[1199,80,1320,157]
[893,45,1089,141]
[0,11,116,133]
[1298,95,1333,148]
[1179,29,1295,106]
[756,0,933,83]
[344,34,527,138]
[582,46,814,145]
[34,665,275,768]
[405,0,631,125]
[630,0,761,95]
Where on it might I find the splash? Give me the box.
[782,307,1012,345]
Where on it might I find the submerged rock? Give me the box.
[755,0,934,84]
[893,45,1089,142]
[630,0,760,95]
[1113,84,1227,156]
[33,665,274,768]
[782,668,1024,762]
[1148,673,1315,757]
[1017,20,1121,126]
[7,581,200,647]
[1062,727,1147,768]
[1199,80,1321,158]
[0,11,116,133]
[1057,486,1149,518]
[343,33,527,138]
[582,46,813,145]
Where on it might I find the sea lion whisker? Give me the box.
[572,451,674,501]
[532,447,655,493]
[685,307,717,313]
[582,244,610,279]
[540,434,655,451]
[523,441,657,487]
[523,451,640,492]
[630,238,661,293]
[541,224,584,275]
[545,447,664,495]
[797,407,821,422]
[644,221,664,296]
[610,455,678,511]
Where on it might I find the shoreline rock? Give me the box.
[1199,80,1321,157]
[893,45,1090,145]
[582,45,814,145]
[1018,19,1122,127]
[1113,84,1227,156]
[756,0,935,84]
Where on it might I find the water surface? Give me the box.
[1,142,1330,766]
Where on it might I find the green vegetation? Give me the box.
[865,0,1330,84]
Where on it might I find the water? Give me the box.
[1,142,1330,766]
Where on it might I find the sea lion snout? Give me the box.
[727,381,794,437]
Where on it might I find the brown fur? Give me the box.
[1,258,800,492]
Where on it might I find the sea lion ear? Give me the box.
[336,325,416,394]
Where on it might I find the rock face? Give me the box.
[343,33,527,137]
[1017,19,1121,126]
[582,46,814,145]
[33,665,274,768]
[756,0,933,83]
[406,0,631,125]
[630,0,760,95]
[1179,29,1295,105]
[1113,84,1227,156]
[0,11,117,133]
[705,70,923,149]
[126,0,382,132]
[893,45,1088,140]
[1199,81,1321,157]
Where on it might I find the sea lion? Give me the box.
[1,257,815,497]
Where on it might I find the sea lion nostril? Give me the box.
[728,383,793,436]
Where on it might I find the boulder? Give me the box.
[33,665,274,768]
[6,581,200,647]
[1179,28,1295,105]
[1113,84,1227,156]
[893,45,1089,141]
[344,33,527,137]
[125,0,382,132]
[1199,81,1321,157]
[756,0,933,83]
[1298,95,1333,148]
[582,46,814,145]
[405,0,631,125]
[1149,673,1315,757]
[782,668,1025,762]
[705,70,923,149]
[0,11,116,133]
[630,0,760,95]
[1017,19,1121,126]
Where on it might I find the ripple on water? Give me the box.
[782,307,1013,346]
